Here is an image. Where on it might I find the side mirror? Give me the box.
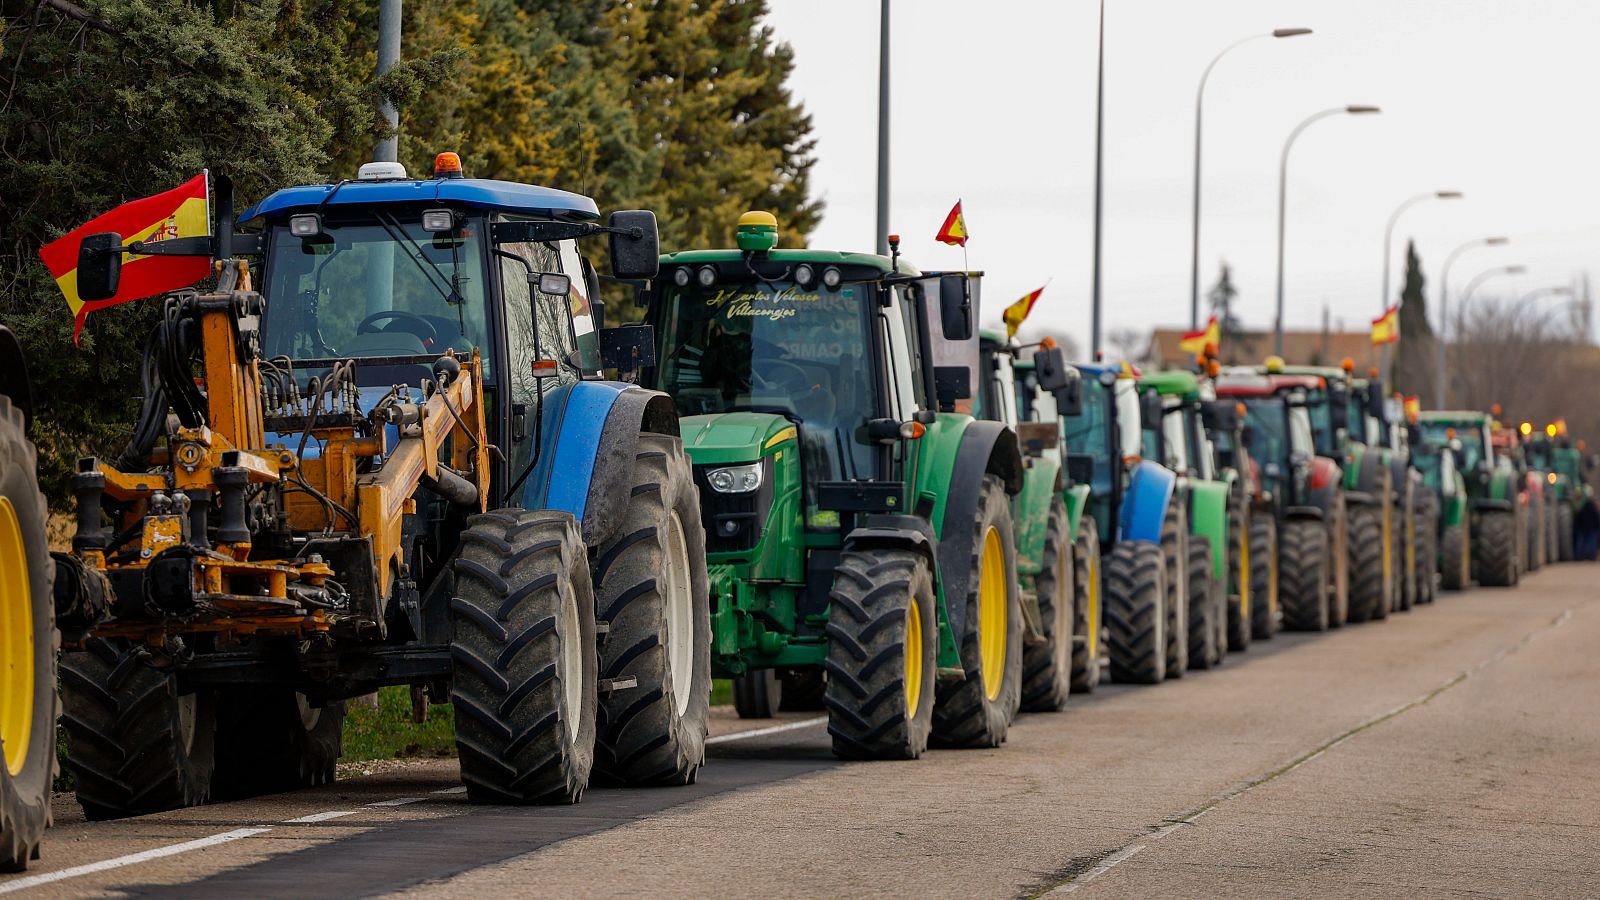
[608,210,660,279]
[1140,390,1163,431]
[938,274,972,341]
[535,272,571,296]
[1032,347,1082,417]
[1200,399,1236,433]
[77,232,124,302]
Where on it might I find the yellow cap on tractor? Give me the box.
[736,211,779,252]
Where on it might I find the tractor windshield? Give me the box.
[655,279,879,482]
[1242,398,1287,472]
[261,212,491,367]
[1065,376,1114,496]
[1305,389,1338,457]
[1420,421,1487,474]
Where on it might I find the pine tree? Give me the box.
[1392,240,1437,398]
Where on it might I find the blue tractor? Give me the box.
[1062,362,1183,684]
[54,156,710,816]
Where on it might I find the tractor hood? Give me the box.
[678,411,798,466]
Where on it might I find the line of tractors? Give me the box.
[2,162,1594,871]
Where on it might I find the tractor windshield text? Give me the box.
[656,279,879,483]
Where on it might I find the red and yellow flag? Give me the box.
[935,199,968,247]
[39,174,211,342]
[1179,315,1220,356]
[1403,395,1421,423]
[1003,285,1045,339]
[1371,305,1400,345]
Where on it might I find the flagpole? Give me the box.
[1090,0,1105,358]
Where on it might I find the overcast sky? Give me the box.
[761,0,1600,350]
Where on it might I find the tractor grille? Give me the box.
[693,460,774,554]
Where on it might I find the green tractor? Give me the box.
[646,215,1026,757]
[1527,423,1585,561]
[1523,424,1570,564]
[1499,423,1548,575]
[1136,370,1234,670]
[0,325,56,872]
[1197,378,1278,649]
[1409,420,1473,590]
[1417,412,1523,586]
[972,333,1098,709]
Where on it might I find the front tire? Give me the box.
[825,549,937,760]
[1248,513,1279,641]
[450,510,596,804]
[733,671,780,719]
[932,475,1022,748]
[593,433,711,786]
[1160,502,1189,679]
[212,690,343,799]
[1021,499,1073,712]
[1346,504,1384,623]
[1069,517,1103,694]
[1280,518,1329,631]
[1226,504,1252,653]
[1440,514,1470,591]
[1477,509,1519,587]
[1105,541,1167,684]
[1186,536,1223,670]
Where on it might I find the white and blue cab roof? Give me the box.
[238,160,600,224]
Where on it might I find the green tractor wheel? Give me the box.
[1279,517,1330,631]
[450,510,596,804]
[1186,535,1223,670]
[1248,513,1279,640]
[0,393,58,870]
[1477,509,1520,587]
[824,548,937,760]
[932,475,1022,748]
[1020,499,1073,712]
[1160,502,1189,680]
[1105,541,1167,684]
[1226,504,1252,653]
[1069,517,1103,694]
[1346,504,1384,623]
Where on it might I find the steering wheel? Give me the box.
[356,310,439,347]
[752,359,813,394]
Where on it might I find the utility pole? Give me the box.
[875,0,891,256]
[374,0,402,163]
[1090,0,1105,357]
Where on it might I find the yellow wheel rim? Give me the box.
[1085,549,1100,661]
[978,526,1007,701]
[904,597,923,717]
[0,497,35,777]
[1238,527,1250,621]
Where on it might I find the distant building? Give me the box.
[1144,328,1382,371]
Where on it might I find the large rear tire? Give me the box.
[0,395,57,870]
[932,475,1022,747]
[1160,502,1189,680]
[1477,509,1519,587]
[212,689,343,799]
[593,433,711,787]
[1069,517,1103,694]
[1558,502,1574,563]
[1346,504,1384,623]
[1105,541,1167,684]
[61,640,217,820]
[1248,513,1279,640]
[450,510,596,804]
[1226,504,1251,653]
[1413,487,1436,604]
[1279,518,1329,631]
[1021,499,1073,712]
[825,549,937,760]
[1186,536,1223,670]
[1440,516,1470,591]
[1525,494,1544,572]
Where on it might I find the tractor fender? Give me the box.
[1118,460,1176,545]
[1472,498,1514,513]
[936,420,1025,640]
[1063,482,1091,541]
[1013,456,1063,577]
[1285,505,1325,522]
[1351,446,1387,497]
[1307,456,1343,517]
[524,380,681,548]
[843,513,939,576]
[1343,490,1378,507]
[1187,479,1230,582]
[0,325,32,431]
[1388,455,1410,505]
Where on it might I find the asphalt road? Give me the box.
[6,563,1599,898]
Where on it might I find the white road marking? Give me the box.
[1045,844,1146,894]
[432,786,469,795]
[283,810,359,824]
[705,716,827,745]
[0,828,272,895]
[368,797,425,807]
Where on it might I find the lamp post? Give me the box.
[1435,236,1510,406]
[1273,104,1382,356]
[1508,285,1574,322]
[875,0,890,255]
[1379,190,1460,382]
[1189,26,1313,329]
[1090,0,1106,357]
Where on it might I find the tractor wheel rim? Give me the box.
[978,526,1007,702]
[560,584,582,747]
[1054,543,1071,670]
[1238,527,1250,620]
[0,496,34,777]
[663,510,694,718]
[297,693,321,731]
[178,693,197,755]
[904,596,924,717]
[1086,550,1100,661]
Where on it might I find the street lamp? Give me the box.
[1435,236,1510,406]
[1189,26,1314,328]
[1509,284,1574,321]
[1458,263,1527,316]
[1273,104,1382,356]
[1378,190,1460,381]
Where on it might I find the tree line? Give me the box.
[0,0,819,497]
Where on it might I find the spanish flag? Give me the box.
[39,174,211,342]
[1403,395,1421,423]
[1179,315,1220,356]
[1003,285,1045,339]
[1371,305,1400,345]
[935,200,968,247]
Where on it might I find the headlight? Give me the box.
[707,462,763,493]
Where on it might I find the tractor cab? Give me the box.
[1063,362,1144,544]
[1215,371,1323,515]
